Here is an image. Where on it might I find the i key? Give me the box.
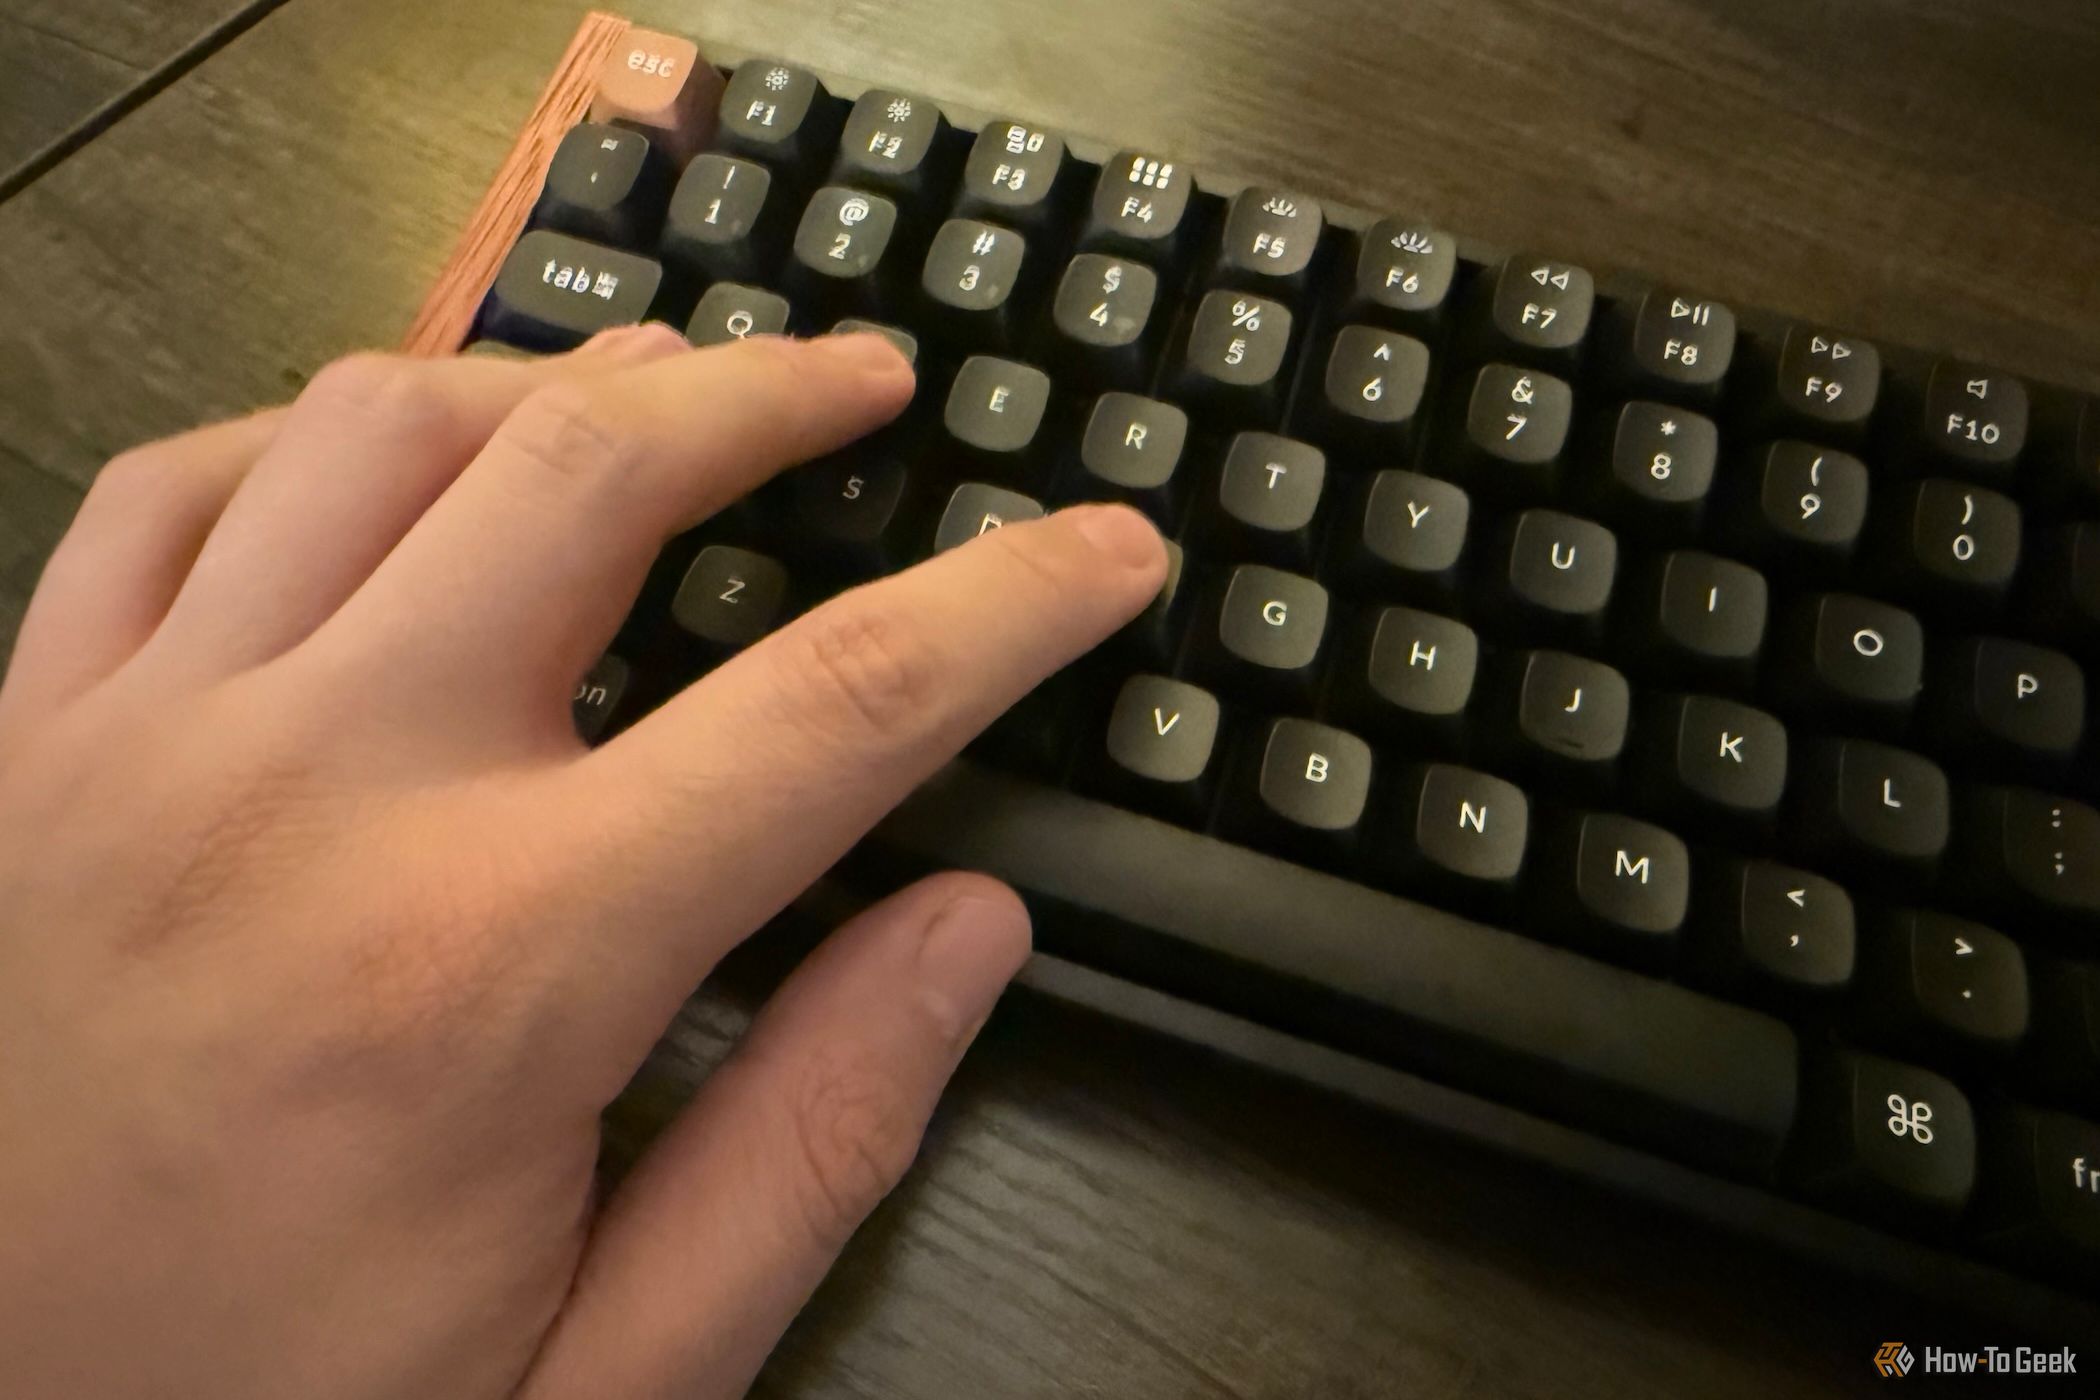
[1624,550,1768,684]
[958,120,1067,232]
[1049,253,1161,387]
[717,60,838,175]
[533,123,670,248]
[483,230,662,350]
[590,28,723,165]
[1082,150,1194,264]
[1214,187,1322,297]
[1176,290,1293,425]
[835,89,952,201]
[920,217,1028,347]
[1304,326,1431,457]
[661,154,782,286]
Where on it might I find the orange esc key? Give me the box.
[590,28,724,166]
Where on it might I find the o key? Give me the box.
[591,28,724,165]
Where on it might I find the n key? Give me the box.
[1390,763,1529,900]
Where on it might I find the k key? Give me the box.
[1638,694,1788,827]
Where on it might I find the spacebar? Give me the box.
[871,763,1799,1176]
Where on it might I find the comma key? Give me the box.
[589,28,723,166]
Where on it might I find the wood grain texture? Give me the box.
[1,0,2098,1393]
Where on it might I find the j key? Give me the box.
[958,120,1067,231]
[717,60,837,173]
[1203,432,1325,567]
[1586,401,1717,534]
[1976,1105,2100,1273]
[1202,565,1328,699]
[1690,860,1854,1004]
[1342,607,1478,746]
[482,230,662,350]
[1920,359,2027,474]
[1860,911,2028,1060]
[835,89,952,199]
[1960,787,2100,922]
[590,28,722,165]
[684,282,789,345]
[1639,694,1788,826]
[1343,470,1470,601]
[1741,440,1869,567]
[1491,509,1617,639]
[1790,1048,1975,1222]
[1537,811,1690,968]
[1795,739,1949,872]
[1082,150,1194,262]
[1115,540,1189,665]
[1344,217,1458,331]
[1389,763,1529,899]
[1215,187,1322,295]
[1477,254,1595,367]
[1048,253,1160,387]
[1457,364,1573,499]
[534,123,669,247]
[1176,290,1293,424]
[920,217,1028,346]
[792,456,914,575]
[1884,479,2020,605]
[1763,326,1881,437]
[1228,719,1373,865]
[1933,637,2083,762]
[830,318,918,368]
[943,356,1051,469]
[1305,325,1430,456]
[571,654,631,743]
[669,545,790,654]
[661,154,780,285]
[1070,392,1187,518]
[1626,550,1768,682]
[1491,650,1629,784]
[1097,674,1221,822]
[932,481,1045,553]
[1613,286,1736,399]
[788,186,900,313]
[1774,593,1923,723]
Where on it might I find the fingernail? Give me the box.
[916,894,1032,1047]
[1069,503,1167,571]
[811,330,915,381]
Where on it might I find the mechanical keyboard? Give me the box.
[455,20,2100,1323]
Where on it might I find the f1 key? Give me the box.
[590,28,723,165]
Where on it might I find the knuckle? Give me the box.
[301,352,452,431]
[84,444,169,510]
[782,1046,920,1249]
[497,380,641,492]
[784,602,941,745]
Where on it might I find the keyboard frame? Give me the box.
[410,10,2100,1339]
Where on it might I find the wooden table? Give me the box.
[3,1,2097,1394]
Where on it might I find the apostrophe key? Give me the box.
[482,229,662,350]
[533,123,669,247]
[590,28,723,166]
[716,60,838,175]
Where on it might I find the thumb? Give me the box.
[519,873,1030,1400]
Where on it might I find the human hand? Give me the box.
[0,325,1166,1399]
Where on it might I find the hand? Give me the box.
[0,325,1166,1400]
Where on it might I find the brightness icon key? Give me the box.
[835,88,953,197]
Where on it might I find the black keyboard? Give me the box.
[474,26,2100,1319]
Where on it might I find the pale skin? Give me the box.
[0,324,1167,1399]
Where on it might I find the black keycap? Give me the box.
[1176,290,1293,423]
[942,356,1051,466]
[684,282,790,345]
[1342,607,1478,745]
[957,119,1066,231]
[1795,739,1949,872]
[482,230,663,350]
[1205,565,1328,697]
[1884,478,2021,605]
[1082,150,1194,262]
[1304,325,1431,456]
[534,122,669,247]
[2033,520,2100,644]
[1114,541,1189,665]
[1639,693,1788,826]
[932,481,1044,553]
[1860,910,2029,1060]
[792,456,914,575]
[829,318,918,368]
[1098,674,1221,822]
[920,217,1028,346]
[1959,787,2100,922]
[1629,550,1768,681]
[1214,186,1322,295]
[1741,440,1870,567]
[1920,359,2027,474]
[1790,1048,1975,1222]
[1229,719,1373,865]
[1614,286,1736,399]
[1933,637,2084,762]
[1774,593,1924,724]
[1204,432,1325,567]
[1344,217,1457,330]
[1538,811,1691,967]
[1070,392,1187,518]
[1492,509,1618,637]
[1479,254,1594,366]
[718,60,837,172]
[1690,859,1855,1004]
[1493,650,1630,781]
[1587,401,1717,533]
[571,653,631,742]
[1343,470,1470,600]
[835,89,951,198]
[1390,763,1529,897]
[1457,364,1573,498]
[1048,253,1160,387]
[1765,325,1881,436]
[1976,1105,2100,1274]
[669,544,790,652]
[789,186,900,312]
[661,154,779,285]
[2028,957,2100,1109]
